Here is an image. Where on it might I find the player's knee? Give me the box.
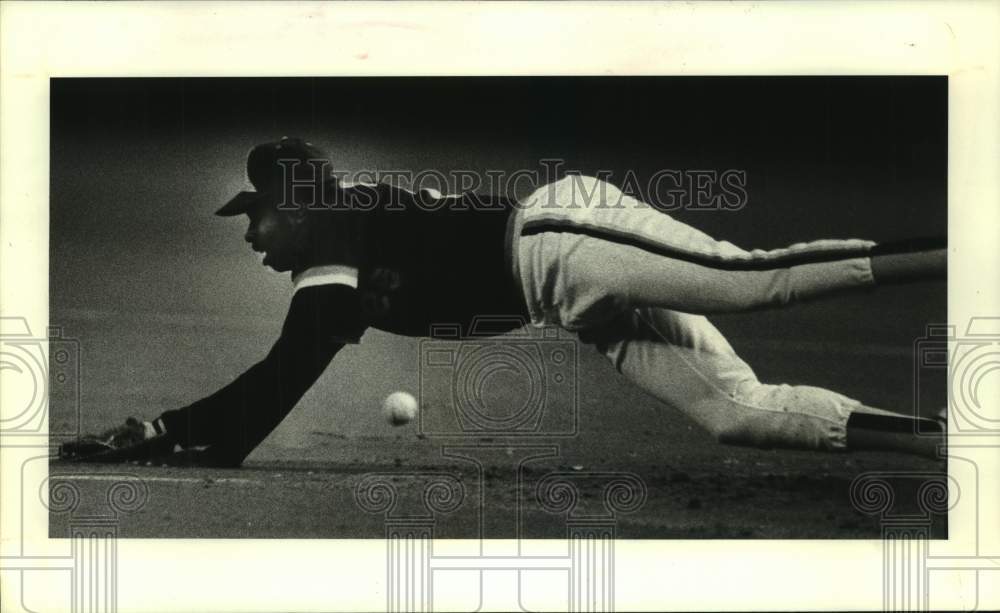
[707,418,767,448]
[701,401,795,449]
[707,411,841,452]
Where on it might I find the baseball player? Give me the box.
[60,137,947,467]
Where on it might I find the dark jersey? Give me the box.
[161,181,528,463]
[296,181,529,340]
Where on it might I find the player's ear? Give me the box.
[285,204,309,227]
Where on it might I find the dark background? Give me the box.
[51,76,945,320]
[50,79,947,538]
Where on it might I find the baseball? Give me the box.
[383,391,419,426]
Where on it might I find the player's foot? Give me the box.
[58,417,176,464]
[935,406,948,432]
[935,407,948,462]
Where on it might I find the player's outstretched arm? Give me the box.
[155,283,365,465]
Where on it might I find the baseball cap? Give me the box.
[216,136,332,217]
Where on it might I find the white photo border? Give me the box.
[2,1,998,612]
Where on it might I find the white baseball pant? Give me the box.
[510,175,902,451]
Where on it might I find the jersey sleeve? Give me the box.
[290,194,370,342]
[286,277,367,345]
[157,283,367,464]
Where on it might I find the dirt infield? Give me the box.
[49,429,946,539]
[48,286,947,539]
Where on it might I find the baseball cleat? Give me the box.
[935,406,948,432]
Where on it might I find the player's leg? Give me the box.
[516,176,944,320]
[869,237,947,284]
[579,307,944,458]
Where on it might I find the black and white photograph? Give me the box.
[49,76,948,538]
[2,3,998,613]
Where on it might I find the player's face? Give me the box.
[244,203,303,272]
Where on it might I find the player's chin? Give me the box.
[262,253,294,272]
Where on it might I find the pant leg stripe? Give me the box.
[521,218,876,271]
